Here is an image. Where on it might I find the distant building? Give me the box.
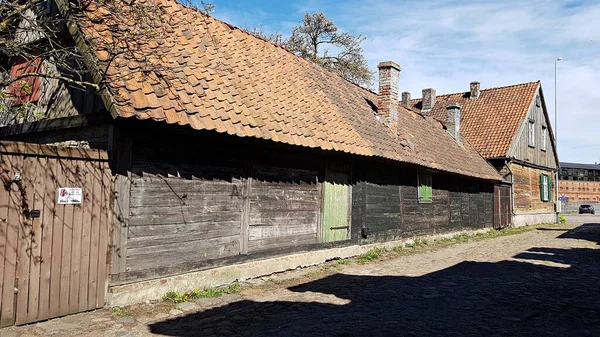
[559,162,600,202]
[410,81,559,227]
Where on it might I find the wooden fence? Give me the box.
[0,142,111,327]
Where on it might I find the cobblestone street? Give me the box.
[2,220,599,337]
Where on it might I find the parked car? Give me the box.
[579,204,595,215]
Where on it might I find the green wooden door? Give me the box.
[322,165,351,243]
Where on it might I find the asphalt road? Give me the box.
[565,214,599,225]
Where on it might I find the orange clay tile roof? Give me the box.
[411,82,540,159]
[70,0,500,181]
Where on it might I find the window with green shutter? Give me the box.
[418,171,432,203]
[540,174,552,202]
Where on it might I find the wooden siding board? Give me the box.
[78,161,94,312]
[0,155,10,327]
[26,157,46,322]
[0,155,20,327]
[248,166,320,252]
[95,164,111,308]
[49,160,66,318]
[511,163,555,214]
[508,89,557,169]
[126,164,244,279]
[126,235,240,272]
[58,160,74,317]
[68,160,84,315]
[38,157,57,321]
[86,161,101,310]
[15,156,33,325]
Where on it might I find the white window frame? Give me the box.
[528,120,535,147]
[541,126,547,151]
[541,175,549,201]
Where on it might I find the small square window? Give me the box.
[418,171,432,203]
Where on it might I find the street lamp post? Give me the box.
[555,57,562,216]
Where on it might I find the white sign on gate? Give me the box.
[57,187,83,205]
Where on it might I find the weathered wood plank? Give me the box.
[15,155,31,325]
[86,161,101,310]
[249,200,318,212]
[0,155,19,327]
[68,160,84,315]
[248,215,318,227]
[129,208,242,227]
[110,174,130,277]
[49,161,65,319]
[37,157,56,321]
[58,160,74,317]
[0,141,108,160]
[132,175,242,187]
[248,222,317,240]
[127,220,240,238]
[0,155,10,327]
[132,161,244,181]
[95,163,111,308]
[126,236,240,272]
[26,157,46,322]
[78,160,94,312]
[248,234,317,252]
[130,193,243,208]
[127,227,241,249]
[130,202,242,216]
[127,235,240,257]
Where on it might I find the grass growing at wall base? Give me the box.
[163,283,241,304]
[345,223,561,264]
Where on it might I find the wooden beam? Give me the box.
[0,141,108,160]
[0,114,109,138]
[108,124,132,279]
[240,166,251,255]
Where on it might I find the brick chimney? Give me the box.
[421,88,436,113]
[401,92,411,108]
[470,81,480,100]
[377,61,401,133]
[446,103,461,142]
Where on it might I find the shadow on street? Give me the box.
[149,224,600,337]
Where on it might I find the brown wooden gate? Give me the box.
[494,185,511,229]
[0,142,111,327]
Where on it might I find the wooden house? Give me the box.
[409,81,559,226]
[0,0,501,326]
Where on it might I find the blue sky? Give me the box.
[207,0,600,163]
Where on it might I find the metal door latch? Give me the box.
[24,210,41,219]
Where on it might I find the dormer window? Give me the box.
[528,119,535,147]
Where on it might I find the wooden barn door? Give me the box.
[494,185,511,229]
[322,162,351,243]
[0,142,111,327]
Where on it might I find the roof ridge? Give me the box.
[410,80,540,101]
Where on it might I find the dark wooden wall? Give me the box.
[127,164,244,277]
[110,122,326,283]
[248,166,320,252]
[352,161,494,243]
[108,121,496,284]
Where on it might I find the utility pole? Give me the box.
[555,57,562,216]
